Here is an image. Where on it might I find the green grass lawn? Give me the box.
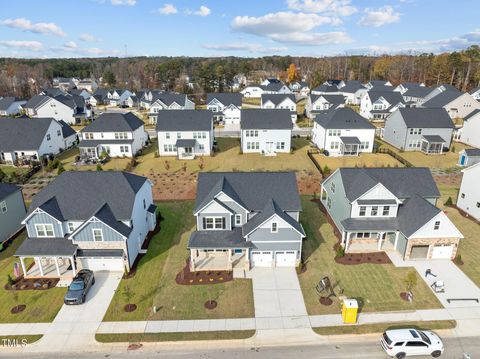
[242,97,260,106]
[298,197,442,315]
[312,153,403,173]
[57,147,131,171]
[437,184,480,286]
[133,138,317,176]
[103,201,254,322]
[0,165,30,176]
[96,330,255,343]
[0,232,66,323]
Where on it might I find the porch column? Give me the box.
[377,232,384,251]
[54,257,61,276]
[228,249,232,262]
[341,231,346,246]
[19,257,27,276]
[190,249,196,271]
[70,256,76,276]
[345,232,351,251]
[394,232,399,250]
[36,257,45,276]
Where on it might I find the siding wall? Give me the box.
[72,220,124,242]
[26,212,63,238]
[0,190,26,243]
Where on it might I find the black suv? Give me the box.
[64,269,95,305]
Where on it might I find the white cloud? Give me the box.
[269,31,351,45]
[79,33,99,42]
[51,43,120,56]
[158,4,178,15]
[111,0,136,5]
[203,42,288,53]
[1,18,66,37]
[287,0,357,16]
[0,40,43,51]
[64,41,78,49]
[399,31,480,52]
[195,5,211,16]
[358,6,401,27]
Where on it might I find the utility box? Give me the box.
[341,299,358,324]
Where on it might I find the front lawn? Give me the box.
[437,184,480,286]
[57,147,131,171]
[312,153,403,173]
[0,232,66,323]
[103,201,254,322]
[96,330,255,343]
[298,197,442,315]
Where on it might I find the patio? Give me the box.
[421,135,446,155]
[25,257,74,279]
[339,136,361,156]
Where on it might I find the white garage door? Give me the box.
[251,251,273,267]
[431,245,454,259]
[79,257,125,272]
[275,251,297,267]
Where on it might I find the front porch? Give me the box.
[342,230,398,253]
[189,248,249,271]
[421,135,446,155]
[339,136,361,156]
[23,256,76,279]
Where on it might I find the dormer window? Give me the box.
[434,221,440,230]
[371,206,378,216]
[93,228,103,241]
[35,224,54,237]
[359,206,366,216]
[382,206,390,216]
[235,214,242,226]
[330,182,335,193]
[271,222,278,233]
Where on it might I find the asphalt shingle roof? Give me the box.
[24,95,50,110]
[397,108,455,128]
[0,97,22,111]
[464,109,480,121]
[464,148,480,157]
[0,117,53,152]
[368,91,404,105]
[188,228,252,249]
[423,91,464,108]
[15,237,78,257]
[313,107,375,130]
[261,94,296,106]
[207,93,242,107]
[0,183,21,201]
[82,112,144,132]
[310,94,346,105]
[403,86,433,98]
[155,110,213,132]
[240,109,293,130]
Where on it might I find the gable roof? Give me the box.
[310,94,346,105]
[207,93,242,107]
[464,148,480,157]
[423,90,464,108]
[469,86,480,94]
[0,117,53,152]
[337,167,440,202]
[396,108,454,128]
[313,107,375,130]
[0,97,23,111]
[403,86,433,98]
[396,195,441,237]
[368,91,404,105]
[0,183,21,201]
[463,109,480,121]
[261,93,296,106]
[195,172,301,213]
[152,92,188,106]
[27,171,148,221]
[82,112,143,132]
[89,203,132,237]
[262,82,288,92]
[240,109,293,130]
[312,84,340,93]
[24,95,50,110]
[155,110,212,132]
[58,120,76,138]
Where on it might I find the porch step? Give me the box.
[233,268,246,279]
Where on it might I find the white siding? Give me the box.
[457,164,480,220]
[241,129,291,154]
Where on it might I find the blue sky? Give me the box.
[0,0,479,58]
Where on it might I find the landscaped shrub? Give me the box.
[96,164,103,171]
[322,165,331,176]
[57,164,65,175]
[335,245,345,258]
[444,196,453,206]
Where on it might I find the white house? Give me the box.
[24,94,87,125]
[306,94,345,118]
[459,109,480,148]
[156,110,214,159]
[311,108,375,156]
[241,81,291,98]
[79,112,147,159]
[107,89,135,107]
[241,85,264,98]
[469,86,480,100]
[458,149,480,167]
[423,91,480,119]
[261,94,297,123]
[0,117,75,165]
[206,93,242,129]
[393,82,426,95]
[457,162,480,221]
[0,97,26,116]
[364,80,393,89]
[147,93,195,123]
[76,79,98,92]
[360,91,405,120]
[289,81,310,96]
[240,109,292,155]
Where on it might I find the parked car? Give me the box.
[380,329,444,358]
[64,269,95,305]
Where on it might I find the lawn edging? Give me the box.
[95,330,255,343]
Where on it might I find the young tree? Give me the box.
[103,70,116,87]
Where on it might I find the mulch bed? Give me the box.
[5,277,59,291]
[175,259,233,285]
[335,251,392,265]
[127,343,143,350]
[204,300,218,310]
[10,304,26,314]
[400,292,411,302]
[124,304,137,312]
[319,297,333,306]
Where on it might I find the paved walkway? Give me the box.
[388,252,480,308]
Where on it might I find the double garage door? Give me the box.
[251,251,297,267]
[78,257,125,272]
[409,244,454,260]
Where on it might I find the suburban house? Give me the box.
[402,86,433,106]
[311,84,342,96]
[422,84,460,103]
[88,89,109,106]
[469,86,480,100]
[458,148,480,167]
[106,89,135,107]
[53,77,77,91]
[240,109,292,155]
[457,162,480,221]
[0,117,75,165]
[24,94,87,125]
[338,81,368,105]
[289,81,310,96]
[393,82,426,95]
[69,89,91,101]
[147,93,195,123]
[156,110,214,159]
[261,94,297,123]
[0,97,26,116]
[306,94,345,118]
[459,109,480,147]
[241,85,264,98]
[76,79,98,92]
[79,112,148,159]
[311,108,375,156]
[15,171,157,277]
[241,81,291,98]
[365,80,393,89]
[0,184,26,246]
[321,167,463,260]
[261,78,282,86]
[206,93,242,129]
[383,108,455,154]
[188,171,305,272]
[360,91,405,120]
[423,90,480,119]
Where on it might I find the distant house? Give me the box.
[0,117,75,165]
[360,91,405,120]
[338,81,368,105]
[240,109,292,155]
[364,80,393,89]
[306,94,345,118]
[241,85,264,98]
[40,88,67,97]
[261,94,297,123]
[459,109,480,148]
[53,77,77,90]
[289,81,310,96]
[261,82,291,94]
[393,82,426,95]
[383,108,455,154]
[241,81,291,98]
[0,97,26,116]
[422,91,480,119]
[0,184,26,246]
[458,148,480,167]
[79,112,147,159]
[261,78,282,86]
[206,93,242,129]
[88,89,110,106]
[147,93,195,123]
[457,162,480,221]
[156,110,214,159]
[107,89,135,107]
[76,79,98,93]
[69,89,91,100]
[322,167,463,260]
[24,94,88,125]
[469,86,480,100]
[402,86,433,106]
[311,108,375,156]
[15,171,156,277]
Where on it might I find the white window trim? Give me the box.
[0,201,6,213]
[271,222,278,233]
[92,228,104,241]
[35,223,55,237]
[235,214,242,226]
[68,222,75,233]
[204,216,224,230]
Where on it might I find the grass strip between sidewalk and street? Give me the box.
[95,330,255,343]
[0,335,43,345]
[313,320,456,336]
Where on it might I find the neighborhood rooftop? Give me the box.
[240,109,293,129]
[397,107,455,128]
[207,93,242,107]
[155,110,213,131]
[313,107,375,129]
[0,117,55,152]
[81,112,144,132]
[0,183,21,201]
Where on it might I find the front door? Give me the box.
[185,147,193,154]
[460,155,466,166]
[266,142,274,153]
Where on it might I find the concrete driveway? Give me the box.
[388,252,480,308]
[26,271,122,353]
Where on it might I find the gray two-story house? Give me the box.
[321,167,463,261]
[383,108,455,154]
[188,172,305,274]
[0,184,26,247]
[15,171,157,278]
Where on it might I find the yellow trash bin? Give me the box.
[341,299,358,324]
